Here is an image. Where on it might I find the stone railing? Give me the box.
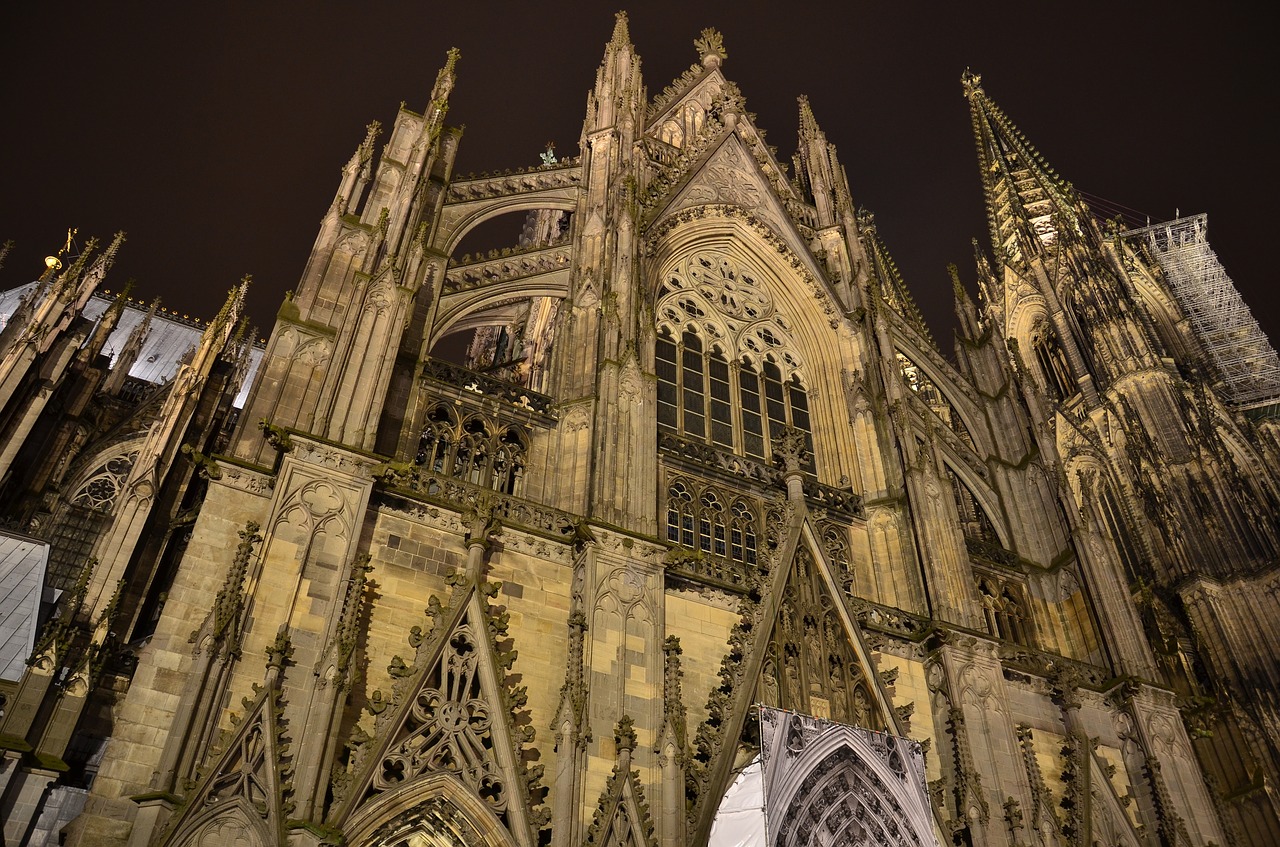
[800,478,864,519]
[420,357,555,417]
[965,536,1023,570]
[374,464,581,542]
[663,549,753,593]
[659,432,776,486]
[658,432,864,519]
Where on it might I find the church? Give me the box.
[1,13,1278,846]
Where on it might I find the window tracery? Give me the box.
[70,452,138,513]
[656,252,814,471]
[976,575,1030,646]
[665,477,758,568]
[1029,320,1073,401]
[414,405,527,496]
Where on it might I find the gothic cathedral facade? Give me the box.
[2,14,1278,847]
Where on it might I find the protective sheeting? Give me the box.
[709,757,766,847]
[757,706,939,847]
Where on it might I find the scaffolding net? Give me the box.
[1124,214,1280,411]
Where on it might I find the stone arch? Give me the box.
[167,800,273,847]
[437,195,577,257]
[647,215,855,482]
[430,280,570,349]
[891,335,988,455]
[941,457,1009,549]
[343,771,520,847]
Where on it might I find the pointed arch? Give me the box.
[342,771,520,847]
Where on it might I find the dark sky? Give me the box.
[1,3,1273,352]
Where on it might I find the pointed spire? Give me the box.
[859,209,934,344]
[798,95,822,141]
[965,70,1077,264]
[84,283,133,362]
[423,48,459,137]
[0,240,12,272]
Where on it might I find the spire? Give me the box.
[104,298,156,395]
[964,70,1079,266]
[859,210,933,344]
[424,48,459,135]
[585,12,643,136]
[798,94,822,141]
[83,283,132,363]
[609,10,631,48]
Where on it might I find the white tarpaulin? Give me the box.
[708,756,766,847]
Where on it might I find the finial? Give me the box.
[361,120,382,157]
[961,68,983,98]
[539,141,557,166]
[798,95,821,139]
[948,264,970,302]
[429,48,460,108]
[695,27,726,68]
[610,11,631,46]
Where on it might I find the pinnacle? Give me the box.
[610,10,631,46]
[798,95,822,140]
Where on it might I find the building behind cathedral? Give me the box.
[1,14,1278,846]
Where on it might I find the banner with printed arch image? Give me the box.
[709,706,939,847]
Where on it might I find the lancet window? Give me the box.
[977,576,1030,646]
[414,405,527,495]
[665,477,758,567]
[656,252,814,471]
[1098,483,1143,584]
[1030,320,1074,401]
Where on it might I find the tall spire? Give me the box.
[794,96,849,227]
[964,70,1079,267]
[585,11,643,136]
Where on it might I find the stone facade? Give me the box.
[1,14,1278,847]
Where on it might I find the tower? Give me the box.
[0,14,1275,847]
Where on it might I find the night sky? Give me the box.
[1,3,1273,352]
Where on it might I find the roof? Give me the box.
[0,532,49,682]
[0,283,264,408]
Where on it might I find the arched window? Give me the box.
[1098,483,1142,584]
[416,406,455,473]
[1030,321,1073,401]
[667,478,759,566]
[655,251,816,472]
[978,576,1030,646]
[414,410,527,496]
[491,428,526,495]
[656,340,814,470]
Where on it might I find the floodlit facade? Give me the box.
[1,15,1278,846]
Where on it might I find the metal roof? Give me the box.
[0,283,264,408]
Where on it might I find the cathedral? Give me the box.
[1,13,1278,846]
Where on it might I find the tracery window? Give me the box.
[977,576,1030,646]
[656,252,814,471]
[414,405,527,496]
[1098,483,1143,584]
[70,452,138,513]
[1030,320,1074,401]
[666,477,758,567]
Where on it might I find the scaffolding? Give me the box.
[1124,214,1280,411]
